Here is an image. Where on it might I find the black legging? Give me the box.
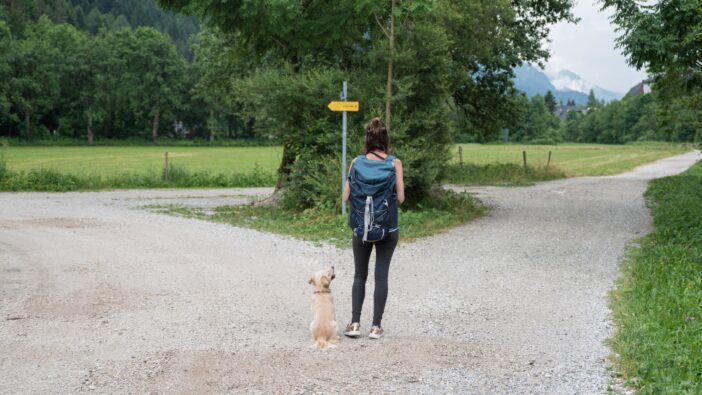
[351,231,399,326]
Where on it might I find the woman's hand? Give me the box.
[395,159,405,205]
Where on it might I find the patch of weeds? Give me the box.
[609,161,702,394]
[444,163,566,186]
[148,190,486,248]
[212,204,350,247]
[141,204,209,219]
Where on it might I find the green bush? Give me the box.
[283,153,342,211]
[611,162,702,394]
[455,133,476,144]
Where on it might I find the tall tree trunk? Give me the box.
[273,52,302,192]
[152,109,160,142]
[87,112,94,144]
[208,110,215,142]
[24,110,31,139]
[385,0,395,132]
[274,142,296,191]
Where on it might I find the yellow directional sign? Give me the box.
[327,101,359,112]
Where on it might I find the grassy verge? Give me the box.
[610,161,702,394]
[147,190,486,248]
[444,163,566,186]
[0,165,274,191]
[1,137,280,147]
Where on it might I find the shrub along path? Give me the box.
[0,151,699,393]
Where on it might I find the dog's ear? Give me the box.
[308,276,315,285]
[320,275,330,287]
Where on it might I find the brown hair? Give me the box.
[364,117,390,154]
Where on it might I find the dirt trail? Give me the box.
[1,151,700,394]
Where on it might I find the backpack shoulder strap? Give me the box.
[348,155,363,177]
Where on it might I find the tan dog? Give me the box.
[308,267,340,348]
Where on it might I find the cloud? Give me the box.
[550,73,591,92]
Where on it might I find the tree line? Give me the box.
[0,16,257,142]
[497,85,701,144]
[561,91,701,143]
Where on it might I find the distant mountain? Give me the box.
[549,69,624,102]
[513,65,624,105]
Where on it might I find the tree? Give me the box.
[444,0,575,140]
[657,91,702,142]
[190,30,253,142]
[511,95,561,143]
[157,0,369,192]
[0,21,12,128]
[544,90,557,113]
[130,27,185,141]
[43,20,90,139]
[602,0,702,90]
[7,17,63,138]
[358,0,434,133]
[84,7,104,34]
[587,89,599,108]
[603,0,702,142]
[156,0,575,207]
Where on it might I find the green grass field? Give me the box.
[4,143,690,179]
[3,146,283,176]
[454,143,691,176]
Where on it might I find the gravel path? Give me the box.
[1,151,700,394]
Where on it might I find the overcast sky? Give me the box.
[545,0,648,93]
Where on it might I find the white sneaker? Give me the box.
[344,322,361,338]
[368,326,384,339]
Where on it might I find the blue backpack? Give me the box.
[347,154,398,242]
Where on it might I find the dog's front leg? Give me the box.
[329,321,340,342]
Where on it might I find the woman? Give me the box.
[342,117,404,339]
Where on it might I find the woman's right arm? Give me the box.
[342,158,357,203]
[395,159,405,205]
[342,180,350,203]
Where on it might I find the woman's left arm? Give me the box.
[394,159,405,205]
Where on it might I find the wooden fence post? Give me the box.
[522,151,527,170]
[547,151,552,167]
[163,151,169,181]
[458,145,463,166]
